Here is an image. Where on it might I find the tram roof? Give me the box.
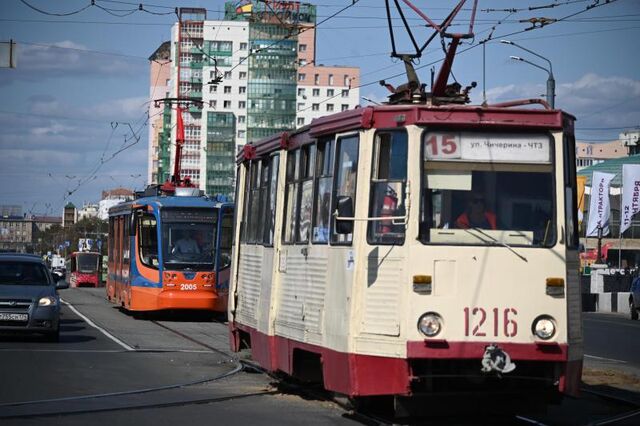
[108,195,231,216]
[237,103,575,163]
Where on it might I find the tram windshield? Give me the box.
[76,253,99,273]
[420,131,556,247]
[161,208,217,271]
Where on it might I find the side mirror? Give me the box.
[56,279,69,290]
[335,195,354,235]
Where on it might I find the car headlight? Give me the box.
[533,316,556,340]
[38,296,58,306]
[418,312,442,337]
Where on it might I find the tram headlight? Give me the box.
[418,312,442,337]
[533,316,556,340]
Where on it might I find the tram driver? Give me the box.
[455,194,497,230]
[172,229,201,255]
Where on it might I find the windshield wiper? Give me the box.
[465,227,528,263]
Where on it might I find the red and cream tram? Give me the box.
[229,0,582,412]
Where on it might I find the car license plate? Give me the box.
[0,313,28,321]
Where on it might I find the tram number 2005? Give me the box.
[464,307,518,337]
[180,284,198,291]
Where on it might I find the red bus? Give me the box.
[66,252,102,288]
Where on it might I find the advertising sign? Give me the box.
[586,171,615,237]
[620,164,640,234]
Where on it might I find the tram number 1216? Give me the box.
[464,307,518,337]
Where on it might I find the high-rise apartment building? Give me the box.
[148,1,360,199]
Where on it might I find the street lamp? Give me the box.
[501,39,555,108]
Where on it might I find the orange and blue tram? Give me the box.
[107,190,234,312]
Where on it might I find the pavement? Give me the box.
[582,311,640,393]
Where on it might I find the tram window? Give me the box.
[219,208,234,269]
[240,163,250,243]
[298,145,316,243]
[313,139,334,244]
[247,161,261,243]
[283,150,300,244]
[564,133,579,248]
[331,135,359,245]
[264,154,279,245]
[257,160,270,243]
[108,217,114,259]
[123,215,130,264]
[138,213,158,268]
[368,130,407,245]
[421,164,556,247]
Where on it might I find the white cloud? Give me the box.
[0,40,146,85]
[475,73,640,130]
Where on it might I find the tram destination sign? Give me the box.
[161,208,216,223]
[424,132,551,163]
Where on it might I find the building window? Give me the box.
[240,56,247,64]
[342,89,349,97]
[314,74,320,85]
[312,88,320,97]
[341,104,349,111]
[297,103,305,110]
[299,44,307,52]
[326,104,334,112]
[312,103,319,111]
[240,42,247,50]
[209,85,217,93]
[238,130,246,138]
[224,71,232,79]
[298,88,306,96]
[224,100,231,108]
[344,75,350,86]
[298,73,306,81]
[299,59,307,67]
[210,100,217,108]
[238,115,245,123]
[327,89,334,97]
[239,101,246,109]
[297,117,305,126]
[329,74,334,86]
[239,86,246,94]
[224,86,231,94]
[239,71,247,80]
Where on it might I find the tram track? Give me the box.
[63,290,640,425]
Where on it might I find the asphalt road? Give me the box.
[583,312,640,371]
[1,288,639,425]
[0,288,356,425]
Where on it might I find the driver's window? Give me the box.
[138,213,158,269]
[218,208,234,270]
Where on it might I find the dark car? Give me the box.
[0,254,69,341]
[631,277,640,320]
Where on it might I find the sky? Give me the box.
[0,0,639,216]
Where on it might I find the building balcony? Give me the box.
[189,91,202,99]
[190,62,204,69]
[188,105,203,114]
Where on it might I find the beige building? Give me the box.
[0,218,34,253]
[576,139,627,170]
[295,24,360,127]
[147,42,172,185]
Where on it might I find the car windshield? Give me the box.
[420,131,556,247]
[77,254,99,273]
[0,262,51,286]
[161,208,217,271]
